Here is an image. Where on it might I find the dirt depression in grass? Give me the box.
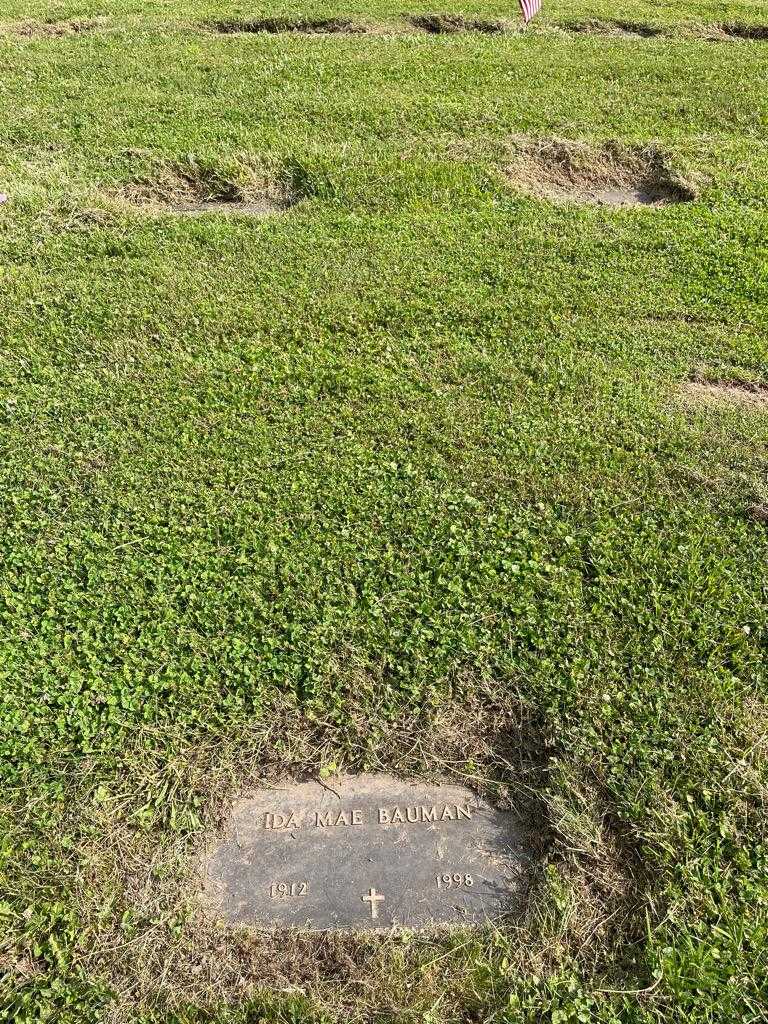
[562,19,663,39]
[407,14,511,34]
[122,159,298,217]
[208,14,513,36]
[713,23,768,41]
[557,20,768,42]
[504,138,696,207]
[207,17,367,35]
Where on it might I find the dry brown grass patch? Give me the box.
[679,379,768,410]
[2,18,102,38]
[503,137,696,207]
[538,762,647,975]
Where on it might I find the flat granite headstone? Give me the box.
[203,773,531,931]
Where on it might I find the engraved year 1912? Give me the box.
[269,881,308,898]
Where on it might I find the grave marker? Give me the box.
[203,773,531,931]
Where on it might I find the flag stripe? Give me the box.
[519,0,541,22]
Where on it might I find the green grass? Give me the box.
[1,2,767,1022]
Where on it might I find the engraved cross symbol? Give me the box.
[362,887,385,920]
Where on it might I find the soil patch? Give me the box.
[563,19,663,39]
[714,22,768,41]
[503,138,696,207]
[408,13,509,34]
[586,187,675,207]
[207,17,366,35]
[166,199,289,217]
[3,18,100,38]
[680,379,768,410]
[123,159,298,217]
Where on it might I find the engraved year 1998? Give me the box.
[269,881,308,898]
[436,873,473,889]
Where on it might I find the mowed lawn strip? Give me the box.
[0,3,767,1023]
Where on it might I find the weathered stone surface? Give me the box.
[203,773,531,931]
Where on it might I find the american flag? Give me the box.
[519,0,541,21]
